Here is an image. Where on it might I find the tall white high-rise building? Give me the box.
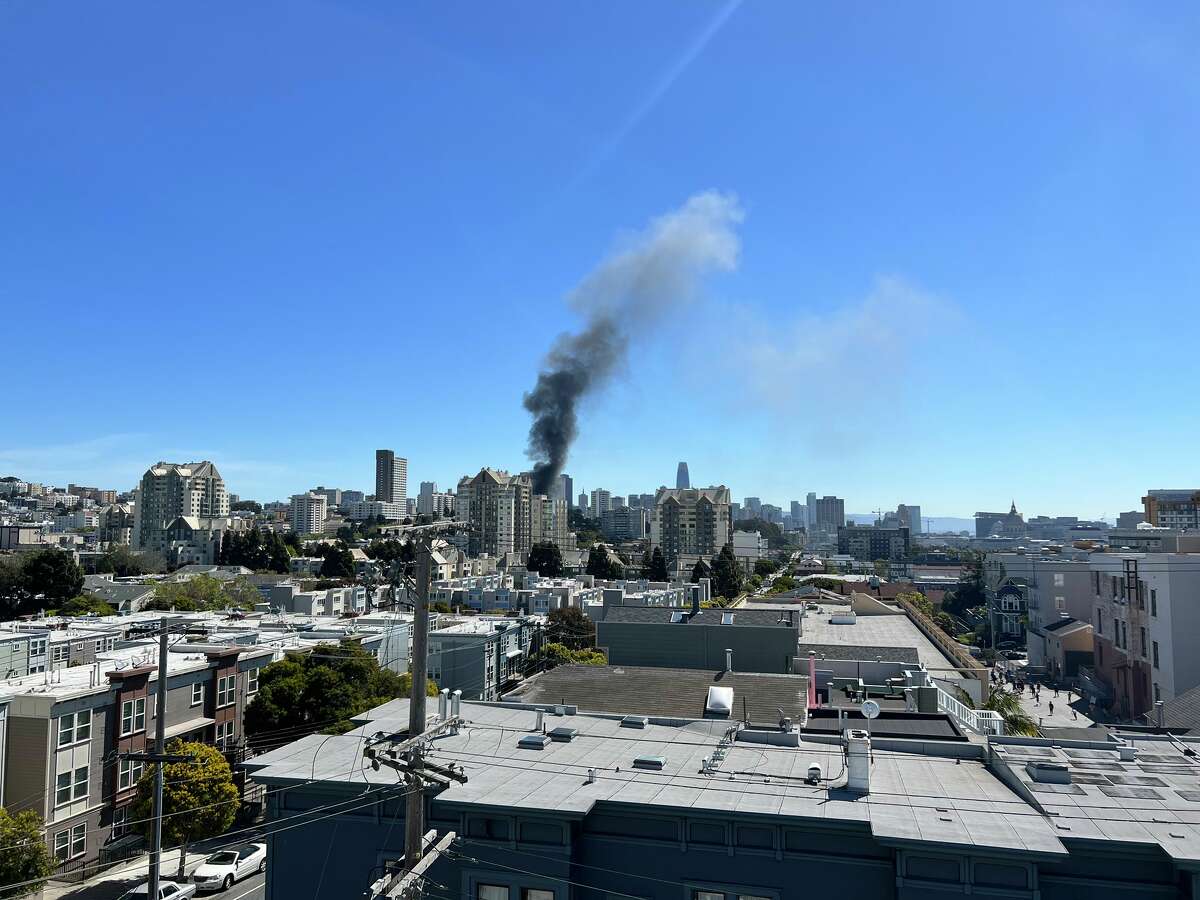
[375,449,408,505]
[651,486,733,561]
[532,494,571,551]
[590,489,612,517]
[133,460,229,552]
[290,492,328,536]
[457,468,532,557]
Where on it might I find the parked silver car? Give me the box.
[191,844,266,892]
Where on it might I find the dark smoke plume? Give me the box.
[524,192,743,494]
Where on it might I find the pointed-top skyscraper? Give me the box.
[675,461,690,490]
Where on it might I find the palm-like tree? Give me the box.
[984,689,1039,736]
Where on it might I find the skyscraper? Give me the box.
[559,473,574,509]
[675,462,691,490]
[375,450,407,504]
[133,460,229,552]
[457,468,532,557]
[806,492,817,527]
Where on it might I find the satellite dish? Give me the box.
[861,700,881,720]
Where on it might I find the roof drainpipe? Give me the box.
[807,650,817,710]
[725,648,733,673]
[1156,700,1165,729]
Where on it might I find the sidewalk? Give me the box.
[1016,684,1095,730]
[43,846,214,900]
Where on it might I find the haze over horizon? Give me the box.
[3,2,1198,519]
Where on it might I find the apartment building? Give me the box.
[133,461,229,553]
[1089,553,1200,720]
[374,450,407,505]
[457,469,532,558]
[600,505,648,541]
[2,642,271,872]
[344,500,405,522]
[416,482,456,518]
[731,529,768,572]
[289,492,328,536]
[530,494,571,551]
[97,504,133,546]
[426,615,540,702]
[985,552,1094,668]
[1143,489,1200,531]
[837,524,911,561]
[650,486,733,562]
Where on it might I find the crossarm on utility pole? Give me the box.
[372,830,456,900]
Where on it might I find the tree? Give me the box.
[244,643,429,746]
[230,500,262,514]
[319,544,355,579]
[132,741,239,879]
[753,558,779,578]
[586,544,622,581]
[767,574,796,594]
[59,594,116,617]
[147,575,259,612]
[527,542,563,577]
[711,543,743,600]
[546,607,595,650]
[981,689,1038,736]
[0,808,54,898]
[647,547,669,581]
[690,558,711,583]
[543,642,606,667]
[95,545,163,578]
[639,550,652,579]
[0,557,32,619]
[21,549,84,605]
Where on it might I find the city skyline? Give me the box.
[5,3,1198,520]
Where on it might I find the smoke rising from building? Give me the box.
[524,191,743,494]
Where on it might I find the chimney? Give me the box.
[846,729,871,793]
[451,689,462,718]
[438,688,449,720]
[1156,700,1165,729]
[725,648,733,673]
[535,709,544,732]
[691,589,701,617]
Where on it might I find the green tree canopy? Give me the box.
[59,594,116,617]
[753,558,779,578]
[711,543,744,600]
[244,643,434,746]
[690,557,711,583]
[319,544,355,579]
[543,642,606,667]
[647,547,669,581]
[0,557,31,619]
[147,575,259,612]
[585,544,623,580]
[132,741,239,877]
[217,528,291,573]
[0,808,54,898]
[95,545,165,578]
[527,542,563,577]
[21,549,84,605]
[230,500,262,513]
[546,606,596,650]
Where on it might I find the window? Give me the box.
[1151,589,1157,617]
[52,645,70,664]
[53,830,71,862]
[1153,641,1160,669]
[247,668,259,695]
[191,682,204,707]
[695,893,725,900]
[1141,627,1148,658]
[94,640,102,652]
[1054,573,1065,587]
[58,710,91,747]
[216,720,235,750]
[1055,596,1065,611]
[118,757,144,791]
[121,698,146,735]
[216,675,235,708]
[56,766,88,805]
[70,823,85,859]
[478,886,509,900]
[112,806,129,838]
[522,891,553,900]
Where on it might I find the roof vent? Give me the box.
[721,612,734,625]
[548,726,577,742]
[518,734,551,750]
[705,686,733,718]
[1026,761,1071,784]
[633,755,666,770]
[621,715,648,729]
[670,611,686,624]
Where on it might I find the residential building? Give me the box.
[162,516,246,567]
[97,504,134,546]
[985,552,1095,668]
[374,450,407,505]
[600,505,648,542]
[1143,489,1200,531]
[311,486,342,507]
[742,496,762,518]
[2,641,270,874]
[289,492,328,536]
[675,461,690,490]
[1088,552,1200,720]
[530,495,571,551]
[576,493,589,517]
[837,524,910,562]
[813,495,845,529]
[344,500,406,521]
[589,489,612,517]
[81,575,156,615]
[338,490,365,507]
[731,529,768,573]
[650,486,733,562]
[132,461,229,553]
[427,615,540,701]
[1041,617,1094,682]
[457,469,532,557]
[417,482,457,518]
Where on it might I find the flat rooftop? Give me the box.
[245,699,1065,856]
[742,601,958,670]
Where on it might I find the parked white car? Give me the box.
[123,880,196,900]
[191,844,266,892]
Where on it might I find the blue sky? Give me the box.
[2,1,1198,518]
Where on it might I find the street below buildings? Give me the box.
[43,851,266,900]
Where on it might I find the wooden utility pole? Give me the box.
[404,534,433,868]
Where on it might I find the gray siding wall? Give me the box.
[4,715,50,816]
[596,623,797,673]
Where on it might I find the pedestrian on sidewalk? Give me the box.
[1049,701,1055,716]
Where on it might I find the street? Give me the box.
[995,659,1096,730]
[44,857,265,900]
